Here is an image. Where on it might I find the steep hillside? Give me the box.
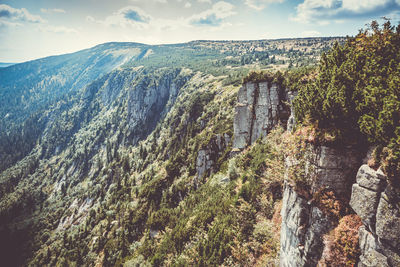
[281,21,400,267]
[0,35,371,267]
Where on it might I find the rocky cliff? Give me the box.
[280,145,362,266]
[195,133,231,186]
[231,77,400,267]
[350,165,400,267]
[280,146,400,266]
[233,81,291,150]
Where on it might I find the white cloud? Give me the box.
[190,1,235,26]
[0,4,46,24]
[130,0,168,2]
[0,4,78,37]
[149,2,235,30]
[198,0,212,3]
[342,0,391,12]
[293,0,334,23]
[40,8,66,14]
[245,0,284,10]
[293,0,399,23]
[86,15,95,22]
[87,1,235,35]
[38,25,78,34]
[90,6,152,28]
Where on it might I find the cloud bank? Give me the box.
[88,1,236,29]
[0,4,46,24]
[293,0,400,23]
[189,1,235,26]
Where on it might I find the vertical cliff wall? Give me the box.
[280,145,362,266]
[232,78,400,266]
[350,165,400,266]
[195,133,231,187]
[233,81,290,150]
[280,146,400,266]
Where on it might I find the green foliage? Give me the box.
[294,21,400,181]
[238,138,270,176]
[0,36,342,266]
[243,70,276,84]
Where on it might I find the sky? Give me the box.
[0,0,399,62]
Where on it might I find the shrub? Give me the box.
[313,189,349,223]
[322,214,362,266]
[294,20,400,182]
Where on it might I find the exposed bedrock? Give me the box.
[233,81,292,149]
[350,165,400,267]
[280,145,362,267]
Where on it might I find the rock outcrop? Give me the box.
[195,134,231,187]
[286,91,297,132]
[350,165,386,231]
[280,145,362,267]
[308,145,361,196]
[281,155,400,267]
[350,165,400,267]
[127,69,187,145]
[280,181,333,267]
[233,81,290,149]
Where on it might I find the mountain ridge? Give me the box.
[2,35,380,266]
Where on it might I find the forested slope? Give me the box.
[2,26,398,267]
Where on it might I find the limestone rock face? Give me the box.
[359,250,389,267]
[195,134,231,187]
[127,69,185,145]
[348,165,400,267]
[359,226,378,253]
[233,81,289,149]
[280,183,310,267]
[376,191,400,248]
[286,91,297,132]
[309,145,361,196]
[350,165,387,230]
[280,182,335,267]
[280,145,362,267]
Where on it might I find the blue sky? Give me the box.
[1,0,399,62]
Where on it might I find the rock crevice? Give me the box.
[350,166,400,266]
[194,133,231,187]
[233,81,290,149]
[280,145,362,267]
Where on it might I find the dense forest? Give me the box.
[0,22,399,267]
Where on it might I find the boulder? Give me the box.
[350,184,380,229]
[358,226,377,253]
[356,165,386,192]
[376,193,400,248]
[358,250,389,267]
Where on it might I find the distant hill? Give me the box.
[0,62,15,68]
[0,37,344,267]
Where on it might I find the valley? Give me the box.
[0,23,399,267]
